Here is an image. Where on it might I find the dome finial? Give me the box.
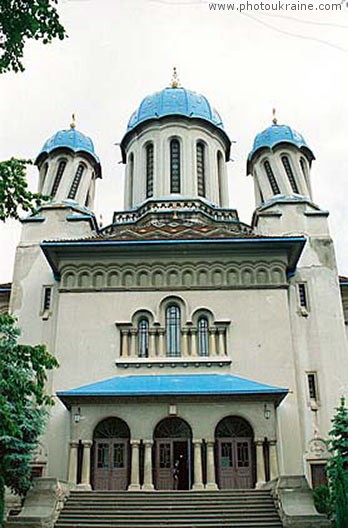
[170,67,180,88]
[70,113,76,129]
[272,108,278,125]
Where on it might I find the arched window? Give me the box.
[197,142,206,197]
[281,155,299,194]
[170,139,181,193]
[264,160,280,195]
[197,317,209,357]
[300,157,310,191]
[68,163,85,199]
[51,160,66,197]
[166,304,181,357]
[146,143,154,198]
[217,151,224,205]
[138,318,149,358]
[128,153,134,205]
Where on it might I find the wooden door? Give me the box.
[156,440,173,490]
[94,438,129,490]
[217,437,252,489]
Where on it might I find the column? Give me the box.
[191,329,198,357]
[120,330,126,357]
[80,441,92,489]
[205,441,218,490]
[192,440,204,490]
[182,329,189,357]
[158,329,165,357]
[149,330,156,358]
[209,328,217,356]
[128,440,141,490]
[217,328,226,356]
[129,329,137,358]
[142,440,154,490]
[269,440,279,481]
[68,441,79,485]
[255,439,266,488]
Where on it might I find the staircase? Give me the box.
[55,489,283,528]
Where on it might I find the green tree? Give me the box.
[0,0,67,74]
[0,158,49,221]
[0,314,59,527]
[327,397,348,528]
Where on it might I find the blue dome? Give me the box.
[37,127,100,163]
[248,123,314,160]
[127,87,224,131]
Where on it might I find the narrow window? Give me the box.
[166,304,181,357]
[311,464,327,488]
[307,372,318,401]
[170,139,181,193]
[217,151,224,205]
[68,163,85,199]
[298,283,308,309]
[138,318,149,358]
[84,192,90,208]
[197,317,209,357]
[128,153,134,205]
[51,160,66,197]
[264,161,280,195]
[146,144,154,198]
[197,142,206,197]
[300,157,310,191]
[281,155,299,194]
[43,286,52,312]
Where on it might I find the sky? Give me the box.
[1,0,348,281]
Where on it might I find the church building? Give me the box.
[4,71,348,526]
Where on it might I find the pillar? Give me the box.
[191,329,198,357]
[80,441,92,489]
[142,440,154,490]
[192,440,204,490]
[129,329,137,358]
[182,329,189,357]
[149,330,156,357]
[255,439,266,488]
[269,440,279,481]
[158,329,165,356]
[128,440,141,490]
[217,328,225,356]
[209,328,217,356]
[205,441,218,490]
[68,441,79,485]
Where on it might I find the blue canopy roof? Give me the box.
[57,374,287,400]
[248,123,314,161]
[127,87,224,132]
[36,127,100,164]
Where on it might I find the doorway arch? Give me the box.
[92,417,130,490]
[154,417,192,490]
[215,416,255,489]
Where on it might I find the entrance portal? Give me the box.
[215,416,254,489]
[154,417,192,490]
[92,417,130,490]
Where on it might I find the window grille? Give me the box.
[51,160,66,196]
[129,153,134,204]
[166,304,181,357]
[146,144,154,198]
[264,161,280,195]
[68,163,85,199]
[138,318,149,358]
[170,139,181,193]
[197,142,206,197]
[281,155,299,194]
[307,373,318,401]
[298,283,308,308]
[43,287,52,311]
[197,317,209,356]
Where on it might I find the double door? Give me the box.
[93,438,129,490]
[217,437,253,489]
[156,439,191,490]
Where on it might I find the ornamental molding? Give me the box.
[59,260,287,291]
[305,437,329,460]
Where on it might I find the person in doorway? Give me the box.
[173,454,184,490]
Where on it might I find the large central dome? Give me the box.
[127,86,224,131]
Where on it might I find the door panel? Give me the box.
[155,439,190,490]
[94,439,129,490]
[217,437,253,489]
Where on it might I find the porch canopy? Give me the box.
[57,373,288,408]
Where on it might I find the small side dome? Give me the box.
[248,123,315,163]
[127,87,224,132]
[36,123,101,174]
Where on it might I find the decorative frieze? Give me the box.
[60,260,287,291]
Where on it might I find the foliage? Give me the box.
[0,0,66,74]
[0,314,59,526]
[0,158,49,221]
[327,397,348,528]
[313,483,332,516]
